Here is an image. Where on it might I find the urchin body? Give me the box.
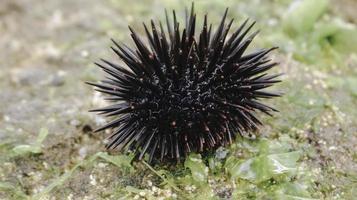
[88,6,281,163]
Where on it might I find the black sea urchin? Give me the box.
[87,5,281,163]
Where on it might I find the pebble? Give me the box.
[11,68,47,86]
[89,174,96,186]
[67,193,74,200]
[48,72,65,86]
[78,147,88,159]
[215,147,228,160]
[81,50,89,58]
[97,162,107,168]
[329,146,337,151]
[70,119,81,126]
[3,115,10,122]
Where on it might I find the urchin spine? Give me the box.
[88,5,281,163]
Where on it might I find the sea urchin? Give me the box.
[87,5,281,163]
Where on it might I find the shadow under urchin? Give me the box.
[87,4,281,164]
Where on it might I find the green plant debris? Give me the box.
[96,152,134,173]
[142,161,181,192]
[11,128,48,156]
[10,152,136,199]
[225,139,301,183]
[0,182,28,199]
[326,76,357,97]
[283,0,328,36]
[184,154,209,183]
[226,151,301,183]
[226,139,315,199]
[32,160,87,199]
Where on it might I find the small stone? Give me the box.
[11,68,47,86]
[48,72,65,86]
[215,147,228,160]
[67,193,74,200]
[147,180,153,186]
[89,174,96,186]
[81,50,89,58]
[98,162,107,168]
[70,119,81,127]
[3,115,10,122]
[329,146,337,151]
[79,147,88,159]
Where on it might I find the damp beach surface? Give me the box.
[0,0,357,199]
